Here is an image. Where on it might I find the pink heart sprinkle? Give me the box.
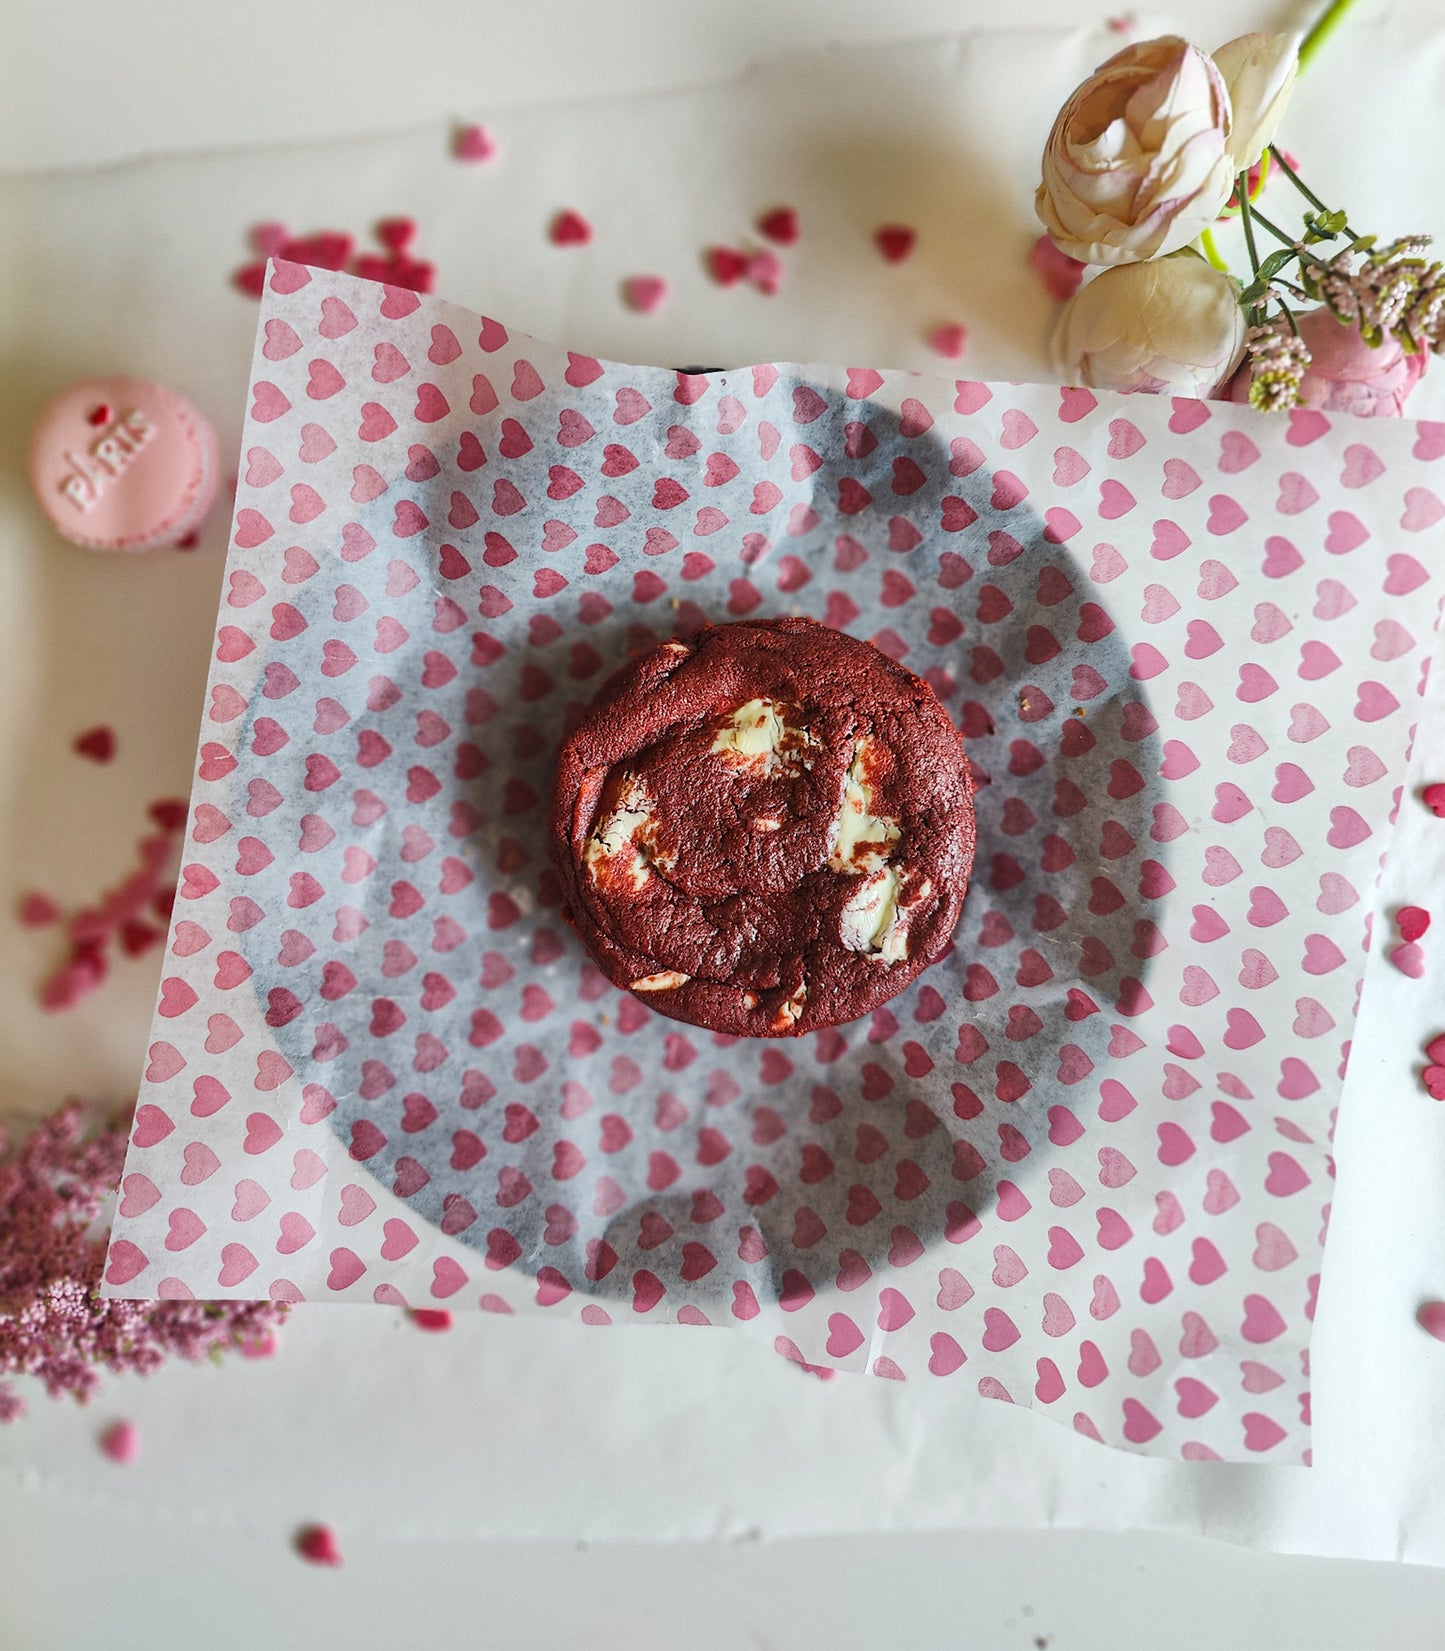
[101,1419,141,1463]
[295,1525,343,1567]
[1391,941,1427,979]
[550,209,592,246]
[927,323,967,359]
[455,122,496,163]
[622,274,668,314]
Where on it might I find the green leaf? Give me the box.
[1256,248,1299,284]
[1301,208,1347,241]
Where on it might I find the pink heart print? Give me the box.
[102,267,1445,1467]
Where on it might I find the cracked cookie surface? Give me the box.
[550,618,976,1036]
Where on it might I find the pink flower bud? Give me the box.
[1227,307,1428,418]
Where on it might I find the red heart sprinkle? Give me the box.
[550,209,592,246]
[233,262,267,297]
[1398,905,1432,943]
[757,205,799,244]
[87,404,112,427]
[410,1308,453,1332]
[1423,783,1445,818]
[73,725,116,763]
[1027,232,1087,301]
[18,891,61,927]
[295,1524,343,1566]
[455,123,496,163]
[148,798,188,833]
[927,323,967,359]
[705,246,747,286]
[874,224,916,263]
[375,216,416,252]
[622,274,668,314]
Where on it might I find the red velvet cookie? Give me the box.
[550,618,975,1037]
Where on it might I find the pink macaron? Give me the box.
[29,376,220,552]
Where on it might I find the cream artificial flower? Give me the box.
[1052,253,1249,396]
[1037,32,1299,266]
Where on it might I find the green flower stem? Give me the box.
[1267,146,1359,240]
[1246,203,1333,269]
[1267,147,1327,212]
[1235,179,1268,330]
[1298,0,1359,73]
[1238,176,1263,279]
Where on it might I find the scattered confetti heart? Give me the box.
[1398,905,1432,943]
[550,209,592,247]
[295,1524,344,1566]
[1423,783,1445,817]
[410,1308,453,1331]
[100,1419,140,1463]
[622,275,669,315]
[746,247,785,296]
[18,891,60,927]
[1418,1301,1445,1340]
[376,217,417,254]
[1028,233,1087,301]
[1391,941,1427,979]
[454,123,496,163]
[927,323,967,360]
[237,223,436,300]
[148,797,189,833]
[73,725,116,764]
[874,224,916,263]
[757,205,799,244]
[705,245,748,286]
[33,811,180,1014]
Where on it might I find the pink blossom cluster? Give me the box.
[0,1102,285,1421]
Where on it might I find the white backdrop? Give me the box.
[5,2,1445,1646]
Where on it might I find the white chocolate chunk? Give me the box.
[839,865,918,962]
[752,816,781,832]
[712,697,790,760]
[711,698,818,775]
[585,777,669,889]
[630,970,691,991]
[771,983,808,1030]
[827,737,900,873]
[840,865,901,953]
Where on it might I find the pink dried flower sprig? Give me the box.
[1242,321,1310,412]
[1309,236,1445,353]
[1221,156,1443,411]
[0,1102,285,1421]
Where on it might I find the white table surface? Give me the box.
[6,2,1445,1646]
